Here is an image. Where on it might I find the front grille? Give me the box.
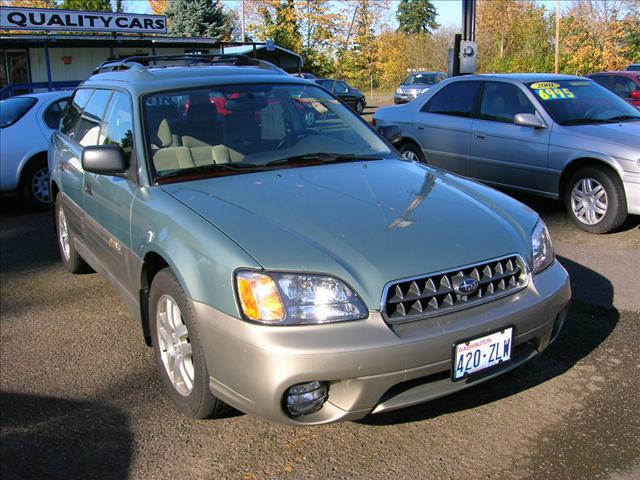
[382,255,528,324]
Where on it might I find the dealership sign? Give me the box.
[0,7,167,34]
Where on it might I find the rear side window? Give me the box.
[0,96,37,128]
[423,81,481,117]
[43,99,68,129]
[479,82,536,123]
[589,75,610,89]
[611,76,639,97]
[61,89,93,136]
[99,92,134,162]
[73,89,111,147]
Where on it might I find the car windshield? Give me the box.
[0,96,37,128]
[525,79,640,125]
[144,83,390,181]
[404,74,438,86]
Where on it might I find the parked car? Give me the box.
[50,57,570,425]
[394,71,447,104]
[291,72,317,80]
[627,63,640,71]
[586,71,640,108]
[315,78,366,114]
[374,74,640,234]
[0,91,69,209]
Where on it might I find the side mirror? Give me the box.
[629,91,640,99]
[514,113,546,129]
[82,145,129,175]
[377,124,402,145]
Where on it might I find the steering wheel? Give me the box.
[276,129,320,150]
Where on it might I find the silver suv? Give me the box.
[49,56,570,425]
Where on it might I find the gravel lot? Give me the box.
[1,189,638,480]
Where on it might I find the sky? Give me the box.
[125,0,565,30]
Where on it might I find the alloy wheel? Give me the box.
[401,150,420,162]
[31,167,50,204]
[156,295,194,396]
[570,177,608,225]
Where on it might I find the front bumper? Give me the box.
[622,171,640,215]
[193,260,570,425]
[394,94,410,104]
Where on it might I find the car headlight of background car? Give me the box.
[396,88,405,95]
[531,220,554,274]
[236,271,368,324]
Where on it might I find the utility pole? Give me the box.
[555,0,560,74]
[241,0,245,43]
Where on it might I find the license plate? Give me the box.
[452,327,513,381]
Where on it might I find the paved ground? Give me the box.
[1,191,638,480]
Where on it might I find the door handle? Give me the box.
[84,181,93,196]
[473,132,486,139]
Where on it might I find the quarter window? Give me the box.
[61,89,93,136]
[423,81,481,117]
[43,99,68,130]
[74,89,111,147]
[479,82,536,123]
[611,76,638,97]
[99,92,134,162]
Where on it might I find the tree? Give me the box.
[257,0,303,53]
[476,0,553,73]
[148,0,169,15]
[165,0,230,39]
[298,0,340,76]
[60,0,112,11]
[396,0,438,35]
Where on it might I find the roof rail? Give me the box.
[92,54,287,75]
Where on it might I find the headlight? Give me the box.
[531,220,554,274]
[235,271,368,325]
[396,88,403,94]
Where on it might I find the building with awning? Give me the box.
[0,6,303,98]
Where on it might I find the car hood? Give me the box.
[162,160,537,309]
[555,121,640,150]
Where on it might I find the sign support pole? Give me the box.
[44,40,52,92]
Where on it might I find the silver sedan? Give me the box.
[375,74,640,233]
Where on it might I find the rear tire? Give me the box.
[20,158,51,211]
[54,195,91,274]
[355,99,365,115]
[150,268,229,419]
[563,166,627,234]
[399,142,426,163]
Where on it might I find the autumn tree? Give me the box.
[148,0,168,15]
[165,0,231,39]
[60,0,112,11]
[298,0,340,76]
[476,0,553,73]
[251,0,303,53]
[396,0,438,35]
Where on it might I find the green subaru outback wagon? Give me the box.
[50,55,570,425]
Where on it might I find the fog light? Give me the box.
[285,381,328,416]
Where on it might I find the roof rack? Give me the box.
[92,54,287,75]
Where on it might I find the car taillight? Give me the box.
[371,118,377,127]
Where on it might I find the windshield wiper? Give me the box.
[264,153,383,166]
[156,162,271,182]
[603,115,640,122]
[561,118,613,126]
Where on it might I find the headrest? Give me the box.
[156,119,172,148]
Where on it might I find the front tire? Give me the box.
[150,268,229,419]
[21,159,51,210]
[398,142,426,163]
[55,195,91,274]
[564,166,627,234]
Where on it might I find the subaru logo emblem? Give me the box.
[454,277,479,295]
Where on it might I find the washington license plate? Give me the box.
[453,327,513,381]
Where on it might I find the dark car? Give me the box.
[587,71,640,108]
[627,63,640,71]
[315,79,366,114]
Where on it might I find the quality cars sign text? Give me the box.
[0,7,166,34]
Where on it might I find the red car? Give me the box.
[587,71,640,108]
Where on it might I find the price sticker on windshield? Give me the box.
[531,82,575,101]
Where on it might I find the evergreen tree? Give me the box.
[60,0,112,11]
[396,0,438,35]
[166,0,230,39]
